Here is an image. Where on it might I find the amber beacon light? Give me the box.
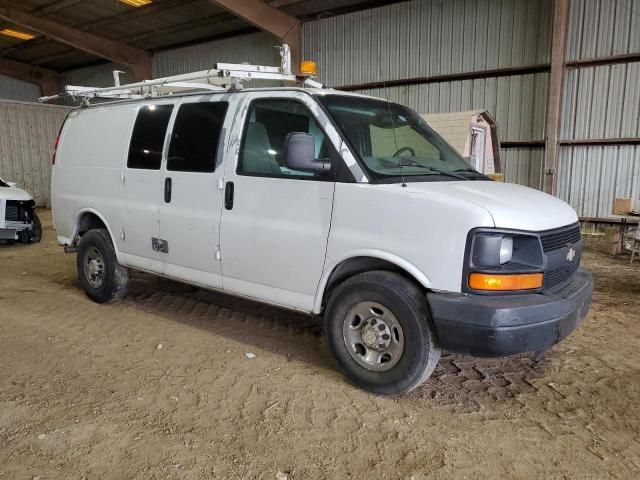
[300,61,318,76]
[468,272,543,291]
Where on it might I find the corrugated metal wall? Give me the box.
[557,145,640,218]
[0,101,71,206]
[566,0,640,61]
[60,63,134,88]
[561,63,640,140]
[153,32,279,77]
[303,0,552,85]
[0,75,41,102]
[558,0,640,217]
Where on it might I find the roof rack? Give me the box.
[39,44,324,105]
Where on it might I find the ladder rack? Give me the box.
[39,44,323,104]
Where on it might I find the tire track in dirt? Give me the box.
[118,270,549,410]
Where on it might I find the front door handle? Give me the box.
[164,177,172,203]
[224,181,234,210]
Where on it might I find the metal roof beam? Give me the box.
[34,0,85,15]
[0,6,151,79]
[0,57,58,95]
[207,0,301,71]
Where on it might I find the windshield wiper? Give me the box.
[378,158,469,180]
[452,168,491,180]
[421,165,469,180]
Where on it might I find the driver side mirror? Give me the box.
[7,181,17,188]
[283,132,330,173]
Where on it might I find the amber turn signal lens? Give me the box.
[468,272,543,291]
[300,60,318,76]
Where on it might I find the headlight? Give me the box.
[499,237,513,264]
[471,233,513,267]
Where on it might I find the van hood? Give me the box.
[405,180,578,231]
[0,184,33,202]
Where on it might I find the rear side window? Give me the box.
[167,102,228,172]
[127,104,174,170]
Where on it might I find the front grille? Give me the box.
[540,223,581,252]
[544,260,580,291]
[4,204,19,221]
[4,200,32,223]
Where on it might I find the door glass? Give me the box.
[238,98,330,179]
[127,104,174,170]
[168,102,229,172]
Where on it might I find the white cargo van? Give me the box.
[49,62,593,395]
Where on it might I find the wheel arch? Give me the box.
[73,209,120,257]
[313,251,432,314]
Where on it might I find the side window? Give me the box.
[127,104,174,170]
[167,102,228,172]
[238,98,330,179]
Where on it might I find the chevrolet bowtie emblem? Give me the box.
[566,247,576,262]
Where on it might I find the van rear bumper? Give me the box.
[426,269,593,357]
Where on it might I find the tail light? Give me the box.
[52,136,60,165]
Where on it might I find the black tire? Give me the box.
[325,271,441,395]
[18,229,30,244]
[77,228,130,304]
[30,212,42,243]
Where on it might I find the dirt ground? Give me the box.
[1,210,639,480]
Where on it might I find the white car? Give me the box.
[0,177,41,243]
[51,87,593,395]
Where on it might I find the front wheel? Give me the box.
[30,212,42,243]
[77,228,130,304]
[325,271,440,395]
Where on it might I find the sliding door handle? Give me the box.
[164,177,172,203]
[224,181,234,210]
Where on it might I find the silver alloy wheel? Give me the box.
[84,246,105,289]
[342,301,405,371]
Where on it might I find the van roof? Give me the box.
[71,87,379,110]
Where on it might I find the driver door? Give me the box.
[219,92,338,311]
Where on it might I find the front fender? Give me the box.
[312,249,432,314]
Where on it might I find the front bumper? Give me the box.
[0,228,17,240]
[427,269,593,357]
[0,221,34,240]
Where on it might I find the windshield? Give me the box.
[317,95,481,182]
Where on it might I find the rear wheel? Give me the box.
[77,228,130,303]
[325,271,440,395]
